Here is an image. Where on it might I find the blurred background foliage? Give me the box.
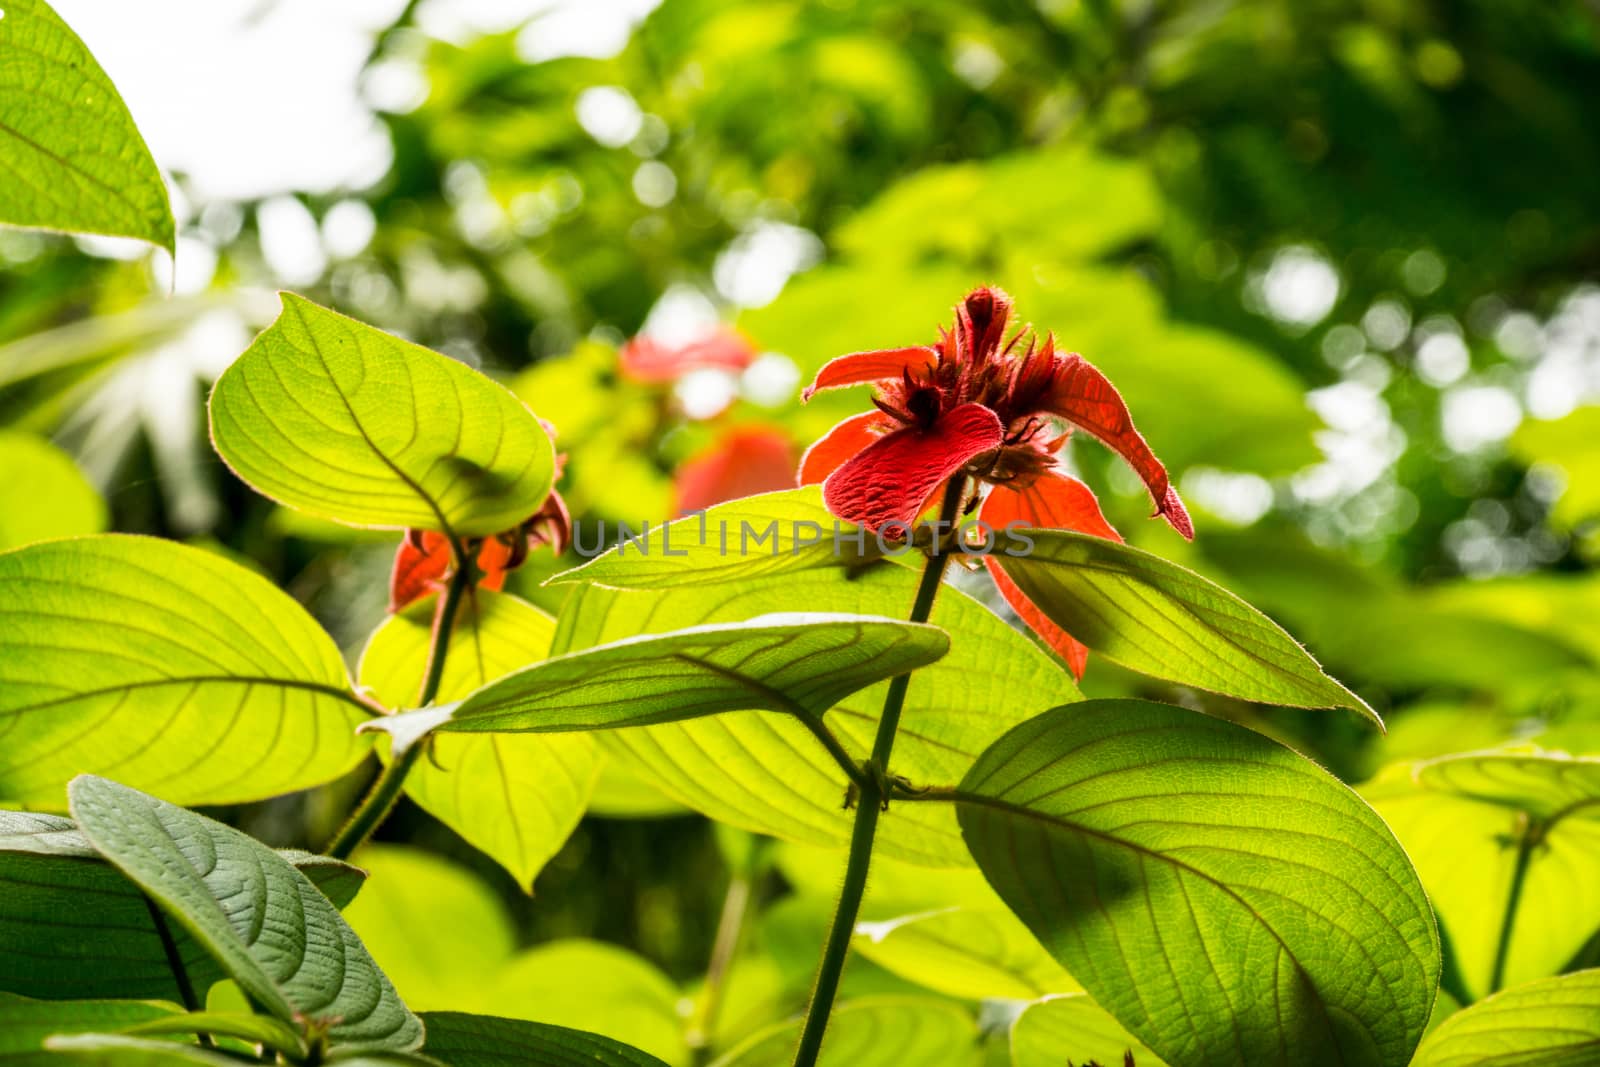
[4,0,1600,1058]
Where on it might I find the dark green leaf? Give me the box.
[209,294,555,537]
[420,1011,674,1067]
[953,699,1438,1067]
[67,777,421,1053]
[0,536,371,806]
[0,993,177,1055]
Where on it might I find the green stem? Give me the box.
[325,544,472,860]
[790,480,965,1067]
[143,894,211,1047]
[1488,813,1540,994]
[688,841,768,1065]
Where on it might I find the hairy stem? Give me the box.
[325,543,472,860]
[790,479,965,1067]
[1488,813,1540,994]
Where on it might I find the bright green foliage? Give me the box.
[709,997,980,1067]
[359,590,599,888]
[1009,995,1165,1067]
[0,432,105,550]
[0,993,177,1055]
[953,700,1439,1067]
[0,536,370,806]
[420,1012,674,1067]
[0,0,172,249]
[554,568,1077,865]
[1510,408,1600,532]
[1365,754,1600,1000]
[852,907,1077,1002]
[0,809,363,1001]
[553,488,859,588]
[998,530,1376,722]
[366,613,949,747]
[1409,969,1600,1067]
[67,776,422,1053]
[209,294,555,537]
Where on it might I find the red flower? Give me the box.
[673,426,798,516]
[388,424,573,612]
[798,286,1192,678]
[618,327,756,384]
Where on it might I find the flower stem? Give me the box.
[1488,812,1540,994]
[325,544,472,860]
[790,479,965,1067]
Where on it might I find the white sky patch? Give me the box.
[641,284,720,345]
[1250,246,1340,330]
[516,0,662,62]
[714,223,824,308]
[1180,468,1275,526]
[1415,330,1470,388]
[322,200,379,259]
[1441,385,1522,452]
[632,161,677,207]
[1361,299,1411,351]
[741,353,802,408]
[674,369,739,420]
[575,86,644,148]
[257,197,328,286]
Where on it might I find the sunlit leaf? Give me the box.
[1409,969,1600,1067]
[1365,753,1600,1000]
[365,613,950,752]
[0,0,172,249]
[997,530,1377,722]
[952,700,1438,1067]
[853,906,1078,1002]
[709,996,981,1067]
[420,1011,674,1067]
[358,591,600,889]
[1010,994,1166,1067]
[68,776,421,1053]
[121,1013,308,1058]
[0,432,105,551]
[209,293,555,537]
[0,993,178,1055]
[554,567,1078,865]
[1511,407,1600,530]
[0,536,371,806]
[40,1035,244,1066]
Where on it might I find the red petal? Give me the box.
[475,537,515,590]
[620,328,755,383]
[798,412,889,486]
[389,531,451,612]
[979,471,1122,543]
[822,403,1003,530]
[674,427,798,515]
[801,346,938,402]
[986,555,1089,679]
[1042,350,1193,539]
[526,488,572,556]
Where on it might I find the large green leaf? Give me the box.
[1009,995,1166,1067]
[38,1035,244,1066]
[67,777,421,1053]
[996,530,1376,723]
[709,997,980,1067]
[951,700,1439,1067]
[853,907,1077,1002]
[364,613,950,749]
[0,536,371,806]
[1511,408,1600,530]
[0,994,177,1055]
[209,294,555,537]
[1408,970,1600,1067]
[0,433,105,551]
[553,567,1078,865]
[552,488,862,589]
[358,591,599,889]
[1364,753,1600,1001]
[0,810,363,1002]
[0,0,172,249]
[420,1012,673,1067]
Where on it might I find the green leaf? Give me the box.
[364,613,950,750]
[996,530,1376,723]
[0,811,365,1002]
[122,1014,307,1058]
[420,1012,674,1067]
[0,993,178,1055]
[0,0,172,249]
[1510,407,1600,530]
[1408,970,1600,1067]
[209,293,555,537]
[40,1035,243,1066]
[1364,753,1600,1001]
[358,591,600,889]
[1010,994,1166,1067]
[0,432,105,551]
[853,906,1078,1002]
[552,488,866,589]
[554,568,1077,865]
[67,777,422,1053]
[343,846,518,1013]
[708,996,981,1067]
[0,535,371,806]
[952,699,1439,1067]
